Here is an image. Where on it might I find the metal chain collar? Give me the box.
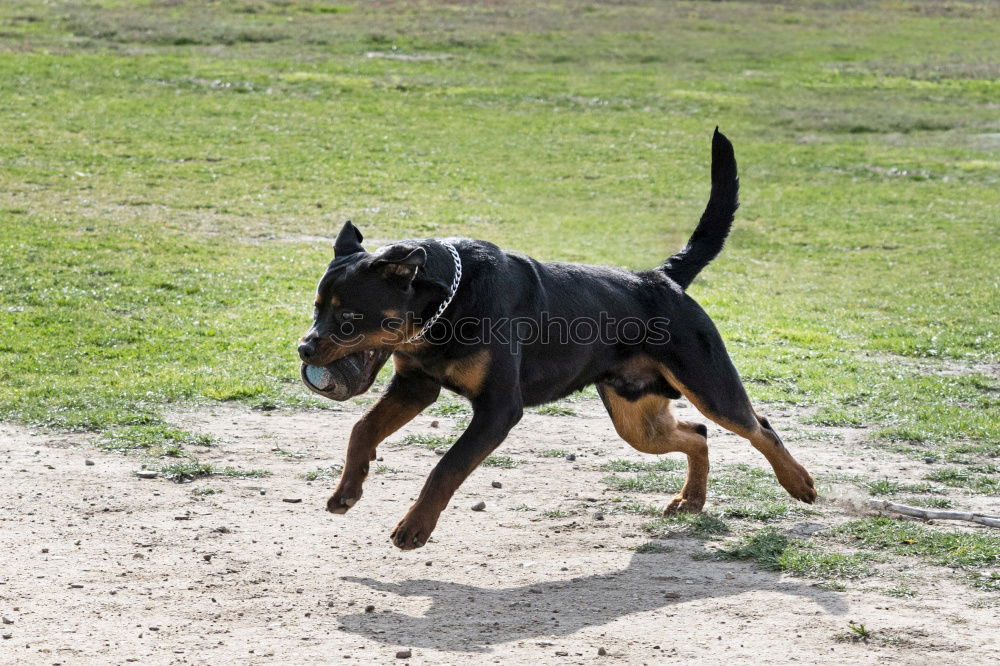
[405,241,462,344]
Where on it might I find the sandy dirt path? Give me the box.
[1,398,997,664]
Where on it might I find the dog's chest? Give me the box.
[398,349,491,399]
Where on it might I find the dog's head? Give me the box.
[297,220,450,400]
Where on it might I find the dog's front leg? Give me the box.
[391,391,523,550]
[328,372,440,514]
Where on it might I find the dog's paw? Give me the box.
[778,465,817,504]
[327,491,361,514]
[663,494,705,515]
[390,512,437,551]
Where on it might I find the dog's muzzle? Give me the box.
[301,349,390,401]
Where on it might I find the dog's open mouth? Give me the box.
[301,349,392,401]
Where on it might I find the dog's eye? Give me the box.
[340,311,355,321]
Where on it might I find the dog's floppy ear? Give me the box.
[372,244,427,284]
[334,220,365,258]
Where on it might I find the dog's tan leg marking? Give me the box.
[660,368,816,503]
[441,349,491,398]
[327,370,440,514]
[390,481,453,551]
[599,386,709,514]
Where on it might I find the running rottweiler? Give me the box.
[298,129,816,550]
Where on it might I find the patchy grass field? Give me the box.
[0,0,997,451]
[0,1,998,662]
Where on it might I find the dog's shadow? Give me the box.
[334,542,847,652]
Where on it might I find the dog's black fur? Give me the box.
[299,129,816,550]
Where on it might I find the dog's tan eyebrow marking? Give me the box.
[329,294,341,306]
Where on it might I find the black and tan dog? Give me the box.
[298,129,816,550]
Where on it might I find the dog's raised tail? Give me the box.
[662,128,739,290]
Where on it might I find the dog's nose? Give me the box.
[298,336,318,363]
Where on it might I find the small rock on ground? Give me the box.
[471,501,486,512]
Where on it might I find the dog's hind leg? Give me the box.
[666,374,815,503]
[655,330,816,504]
[328,370,440,514]
[598,385,710,514]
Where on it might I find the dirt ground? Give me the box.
[1,397,998,665]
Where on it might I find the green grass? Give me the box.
[719,502,792,522]
[217,466,271,479]
[710,464,789,503]
[893,439,1000,464]
[541,509,572,519]
[482,455,520,469]
[428,401,469,417]
[643,512,730,537]
[538,448,570,458]
[865,479,940,497]
[98,425,215,455]
[902,496,954,509]
[159,461,271,483]
[271,447,307,458]
[0,0,997,458]
[967,572,1000,593]
[304,465,342,481]
[157,461,215,483]
[599,458,686,473]
[833,518,1000,568]
[712,465,817,520]
[722,528,874,579]
[846,622,872,641]
[923,466,1000,495]
[602,472,684,494]
[532,405,576,417]
[605,499,662,516]
[600,464,810,522]
[601,462,806,520]
[401,434,453,450]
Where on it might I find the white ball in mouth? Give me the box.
[301,353,369,401]
[305,364,335,391]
